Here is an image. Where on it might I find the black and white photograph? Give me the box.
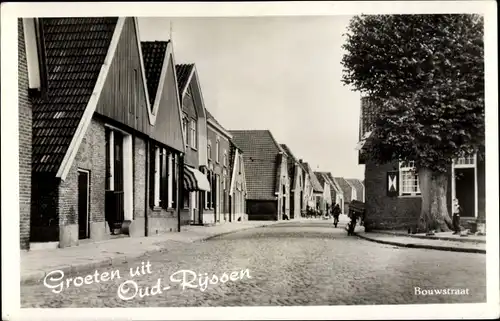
[1,1,499,320]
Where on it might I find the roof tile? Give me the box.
[141,41,169,106]
[229,130,282,200]
[32,17,118,173]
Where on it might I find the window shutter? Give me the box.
[387,170,399,197]
[149,145,156,208]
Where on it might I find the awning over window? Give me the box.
[184,165,211,192]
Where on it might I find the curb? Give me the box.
[371,231,486,244]
[355,233,486,254]
[21,223,274,285]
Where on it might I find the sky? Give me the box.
[138,16,364,180]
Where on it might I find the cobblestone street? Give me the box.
[21,221,486,307]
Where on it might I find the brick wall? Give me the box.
[364,160,422,230]
[59,117,106,226]
[18,19,33,249]
[134,136,146,219]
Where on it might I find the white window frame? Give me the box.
[399,161,421,197]
[216,138,220,163]
[182,113,188,146]
[189,118,197,149]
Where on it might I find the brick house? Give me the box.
[175,63,211,226]
[299,160,315,212]
[201,110,234,224]
[358,96,486,231]
[229,130,290,221]
[333,177,356,214]
[346,178,365,203]
[229,140,248,222]
[23,17,188,249]
[18,19,33,250]
[314,172,333,214]
[280,144,305,219]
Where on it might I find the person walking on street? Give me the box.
[332,203,341,228]
[452,198,461,234]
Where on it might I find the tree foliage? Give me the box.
[342,14,484,173]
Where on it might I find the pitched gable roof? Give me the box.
[229,130,282,200]
[280,144,299,188]
[326,173,343,195]
[334,177,354,199]
[314,171,326,188]
[175,63,194,96]
[206,109,232,139]
[302,162,323,193]
[32,17,118,173]
[346,178,365,201]
[141,41,170,106]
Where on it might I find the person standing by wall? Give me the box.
[452,198,462,235]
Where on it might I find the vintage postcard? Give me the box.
[1,1,498,320]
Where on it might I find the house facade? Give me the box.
[315,172,333,214]
[358,96,486,231]
[325,173,344,213]
[204,110,233,224]
[334,177,356,214]
[21,17,195,249]
[19,19,33,250]
[230,130,290,221]
[280,144,305,219]
[302,162,324,212]
[346,179,365,202]
[175,63,211,226]
[300,160,315,212]
[229,140,248,222]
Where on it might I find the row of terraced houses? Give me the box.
[18,17,364,250]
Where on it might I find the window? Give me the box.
[215,139,220,163]
[189,119,197,149]
[183,188,190,209]
[238,155,242,174]
[205,169,210,209]
[207,143,212,160]
[150,146,176,209]
[223,150,228,167]
[455,153,476,167]
[399,161,421,196]
[182,114,188,145]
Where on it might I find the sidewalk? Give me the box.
[21,221,278,285]
[355,229,486,254]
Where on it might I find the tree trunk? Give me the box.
[417,168,453,233]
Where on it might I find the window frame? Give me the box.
[399,160,421,197]
[189,118,197,149]
[215,138,220,163]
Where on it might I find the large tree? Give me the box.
[341,14,484,232]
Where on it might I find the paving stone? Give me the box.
[21,221,486,307]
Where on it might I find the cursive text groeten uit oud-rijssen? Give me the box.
[43,260,252,301]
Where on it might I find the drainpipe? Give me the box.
[177,153,184,232]
[144,139,149,237]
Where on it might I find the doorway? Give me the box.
[78,169,90,240]
[455,168,475,218]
